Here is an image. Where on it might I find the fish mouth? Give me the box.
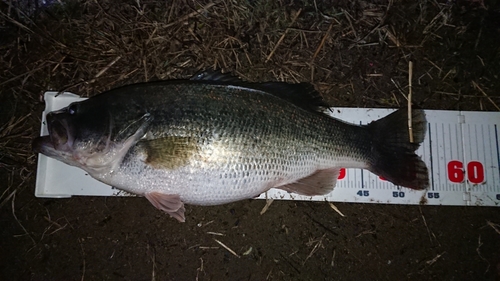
[32,113,75,157]
[48,117,74,151]
[32,135,58,157]
[32,135,76,167]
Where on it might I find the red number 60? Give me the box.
[447,160,484,184]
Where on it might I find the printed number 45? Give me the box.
[357,190,369,196]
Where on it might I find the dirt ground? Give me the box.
[1,0,499,280]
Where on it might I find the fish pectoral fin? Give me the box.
[275,168,340,196]
[141,136,198,169]
[144,192,186,222]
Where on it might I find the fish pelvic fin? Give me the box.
[367,108,429,190]
[275,168,340,196]
[145,192,186,222]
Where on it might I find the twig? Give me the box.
[476,235,490,273]
[419,207,439,246]
[310,22,335,64]
[474,26,482,50]
[206,232,225,236]
[426,252,446,266]
[242,247,253,256]
[260,193,274,215]
[0,190,16,209]
[391,92,400,107]
[420,206,432,242]
[94,56,122,78]
[42,216,67,237]
[0,10,34,34]
[213,239,240,258]
[266,9,302,62]
[328,202,345,217]
[380,26,400,47]
[486,221,500,235]
[472,81,500,111]
[424,57,443,77]
[143,58,148,81]
[303,234,326,265]
[331,249,336,267]
[164,2,217,28]
[355,229,376,238]
[341,9,357,40]
[199,246,219,250]
[0,63,50,87]
[390,78,407,99]
[11,191,36,246]
[148,243,156,281]
[196,258,204,281]
[408,61,414,143]
[78,238,86,281]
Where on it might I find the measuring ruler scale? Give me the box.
[35,92,500,207]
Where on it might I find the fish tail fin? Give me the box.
[366,108,429,190]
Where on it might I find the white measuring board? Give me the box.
[35,92,500,207]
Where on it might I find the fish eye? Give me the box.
[68,104,78,115]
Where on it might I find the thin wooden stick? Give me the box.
[329,202,345,217]
[266,9,302,62]
[472,81,500,111]
[213,239,240,258]
[260,197,274,215]
[310,22,335,63]
[408,61,414,143]
[94,56,122,78]
[164,2,216,28]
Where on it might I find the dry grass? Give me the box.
[1,0,498,104]
[1,0,497,181]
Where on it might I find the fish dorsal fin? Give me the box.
[256,82,329,112]
[191,69,329,112]
[191,69,243,83]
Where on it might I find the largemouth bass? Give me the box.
[33,70,429,222]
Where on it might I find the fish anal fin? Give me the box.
[145,192,186,222]
[141,136,198,169]
[276,168,340,196]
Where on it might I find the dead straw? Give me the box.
[408,61,414,143]
[166,2,217,28]
[94,56,122,79]
[472,81,500,111]
[328,202,345,217]
[310,22,335,64]
[213,238,240,258]
[265,9,302,62]
[303,234,326,265]
[260,192,274,215]
[11,191,36,246]
[486,221,500,235]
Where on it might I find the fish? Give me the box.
[33,70,429,222]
